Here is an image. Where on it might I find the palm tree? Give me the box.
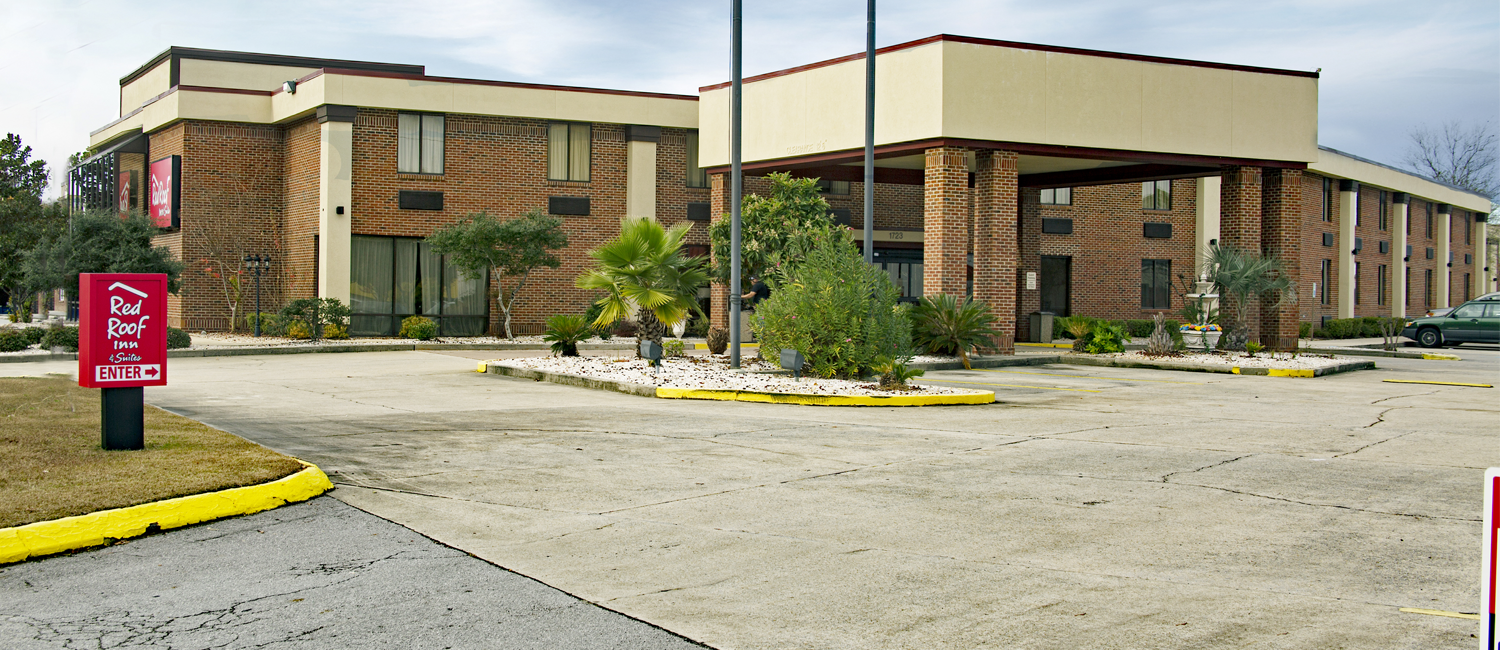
[577,217,708,355]
[1203,244,1296,350]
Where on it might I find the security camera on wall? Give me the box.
[282,80,297,94]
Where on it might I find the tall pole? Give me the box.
[863,0,876,264]
[729,0,743,369]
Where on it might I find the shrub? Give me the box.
[243,312,285,336]
[1298,322,1314,339]
[753,234,911,379]
[280,298,350,342]
[686,315,709,338]
[399,316,439,340]
[1066,319,1093,352]
[663,339,686,358]
[707,327,728,354]
[1124,319,1157,338]
[40,325,79,352]
[875,359,925,390]
[22,327,46,346]
[1085,322,1128,354]
[1244,340,1265,357]
[1143,314,1175,356]
[322,323,349,340]
[543,314,591,356]
[582,300,616,340]
[166,327,192,349]
[0,330,30,352]
[911,294,1001,370]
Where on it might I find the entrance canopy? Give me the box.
[698,35,1319,186]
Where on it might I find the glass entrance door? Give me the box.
[1040,255,1071,316]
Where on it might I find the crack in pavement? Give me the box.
[1159,454,1253,483]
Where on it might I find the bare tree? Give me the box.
[186,174,285,332]
[1403,121,1498,199]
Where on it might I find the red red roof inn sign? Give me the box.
[79,273,167,388]
[1486,467,1499,650]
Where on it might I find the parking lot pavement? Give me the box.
[4,348,1493,649]
[0,496,705,650]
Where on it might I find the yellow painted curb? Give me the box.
[655,387,994,406]
[0,463,333,565]
[1421,353,1461,360]
[1398,607,1479,620]
[476,361,487,373]
[1383,379,1493,388]
[692,342,759,349]
[1265,368,1315,377]
[1016,342,1074,349]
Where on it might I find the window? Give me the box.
[1378,191,1388,231]
[397,113,444,174]
[1405,267,1411,306]
[1141,180,1171,210]
[1377,264,1388,306]
[1354,189,1362,227]
[1465,213,1472,244]
[1320,259,1331,305]
[1353,262,1361,305]
[548,122,591,181]
[816,179,850,195]
[1321,177,1332,222]
[1424,268,1433,307]
[1464,274,1472,301]
[1453,302,1484,319]
[1140,259,1171,309]
[685,131,706,188]
[349,235,488,337]
[1040,187,1072,205]
[1425,204,1433,239]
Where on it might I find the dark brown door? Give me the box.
[1040,256,1071,316]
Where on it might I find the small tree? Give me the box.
[578,217,708,354]
[1203,244,1295,351]
[24,210,184,298]
[0,134,49,202]
[0,196,67,321]
[708,172,837,292]
[426,209,568,338]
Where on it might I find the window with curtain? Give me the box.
[1353,262,1361,305]
[1377,264,1388,306]
[1321,177,1332,222]
[685,131,706,188]
[1320,260,1331,305]
[1040,188,1072,205]
[548,122,591,181]
[815,179,850,195]
[349,235,489,336]
[1378,191,1388,231]
[1141,180,1171,210]
[398,113,444,174]
[1140,259,1171,309]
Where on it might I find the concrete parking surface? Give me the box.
[3,346,1495,648]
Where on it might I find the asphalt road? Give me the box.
[1,344,1495,649]
[0,496,705,649]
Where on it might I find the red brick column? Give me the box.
[1261,168,1302,350]
[708,172,730,329]
[1014,187,1041,344]
[1219,165,1263,342]
[923,146,971,298]
[973,150,1019,354]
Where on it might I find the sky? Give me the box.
[2,0,1496,199]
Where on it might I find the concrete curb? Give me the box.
[0,341,636,363]
[485,363,994,406]
[907,355,1064,372]
[1056,355,1376,377]
[1298,347,1459,360]
[0,463,333,565]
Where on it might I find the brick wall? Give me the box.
[1299,174,1337,323]
[973,150,1018,353]
[282,118,320,304]
[923,147,971,297]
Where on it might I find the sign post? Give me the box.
[78,273,168,450]
[1485,468,1498,650]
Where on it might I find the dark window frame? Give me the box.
[1377,264,1388,306]
[548,121,592,182]
[685,131,707,188]
[1320,259,1331,305]
[1040,187,1072,205]
[397,112,445,175]
[1140,258,1171,309]
[1378,190,1388,231]
[1321,177,1332,222]
[1142,180,1172,211]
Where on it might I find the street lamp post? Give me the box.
[243,254,271,336]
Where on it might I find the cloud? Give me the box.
[1,0,1494,198]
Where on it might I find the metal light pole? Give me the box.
[729,0,744,369]
[863,0,876,264]
[243,254,270,336]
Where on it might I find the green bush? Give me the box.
[1298,322,1314,339]
[0,330,30,352]
[543,314,591,356]
[166,327,192,349]
[399,316,439,340]
[1315,317,1386,339]
[663,339,686,358]
[582,300,616,340]
[243,312,285,336]
[280,298,350,341]
[1124,319,1157,338]
[322,324,350,340]
[1085,322,1128,354]
[912,294,1001,370]
[40,325,79,352]
[22,327,46,346]
[707,327,728,354]
[753,234,911,379]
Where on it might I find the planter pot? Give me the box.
[1182,329,1221,351]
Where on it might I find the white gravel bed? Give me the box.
[176,332,629,350]
[492,355,987,397]
[1101,350,1350,369]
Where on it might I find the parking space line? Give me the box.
[1398,607,1479,620]
[974,369,1203,384]
[1382,379,1493,388]
[920,379,1103,393]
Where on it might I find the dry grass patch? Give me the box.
[0,375,304,528]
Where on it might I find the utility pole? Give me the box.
[863,0,876,264]
[730,0,743,369]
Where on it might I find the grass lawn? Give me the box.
[0,375,305,528]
